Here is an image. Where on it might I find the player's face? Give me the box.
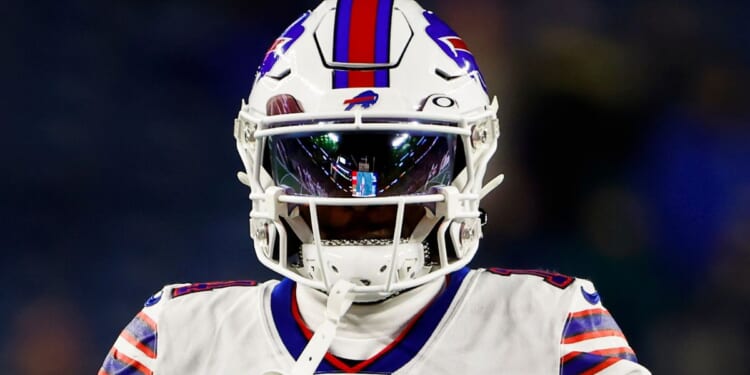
[301,205,425,240]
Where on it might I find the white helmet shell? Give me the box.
[235,0,500,301]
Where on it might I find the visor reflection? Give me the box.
[268,131,456,197]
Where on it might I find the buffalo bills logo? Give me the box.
[258,11,310,78]
[344,90,379,110]
[424,11,487,92]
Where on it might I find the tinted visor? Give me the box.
[267,130,457,197]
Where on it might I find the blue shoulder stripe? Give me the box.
[121,312,157,358]
[562,351,637,375]
[563,310,621,339]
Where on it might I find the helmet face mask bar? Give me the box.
[234,0,502,302]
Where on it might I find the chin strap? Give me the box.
[264,280,356,375]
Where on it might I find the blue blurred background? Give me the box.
[3,0,749,373]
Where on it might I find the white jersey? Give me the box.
[100,268,650,374]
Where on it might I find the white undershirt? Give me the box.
[295,277,446,360]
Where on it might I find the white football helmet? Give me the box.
[234,0,502,302]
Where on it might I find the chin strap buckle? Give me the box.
[479,208,488,226]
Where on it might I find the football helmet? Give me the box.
[234,0,502,301]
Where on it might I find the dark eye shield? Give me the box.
[267,130,457,198]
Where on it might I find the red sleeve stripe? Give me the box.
[562,351,635,375]
[98,368,108,375]
[136,312,157,331]
[120,330,157,359]
[121,312,157,357]
[563,310,621,340]
[590,347,636,357]
[561,351,580,364]
[562,347,635,364]
[113,348,153,375]
[580,356,620,375]
[562,329,626,344]
[568,308,609,319]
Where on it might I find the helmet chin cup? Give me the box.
[300,242,427,302]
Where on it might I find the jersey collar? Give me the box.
[270,267,470,373]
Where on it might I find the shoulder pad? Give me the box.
[169,280,259,299]
[143,280,260,308]
[485,267,576,289]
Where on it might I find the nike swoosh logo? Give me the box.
[580,286,601,305]
[144,290,163,307]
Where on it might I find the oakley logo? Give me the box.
[432,95,456,108]
[344,90,379,111]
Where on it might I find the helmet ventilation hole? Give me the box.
[379,265,387,273]
[435,68,459,81]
